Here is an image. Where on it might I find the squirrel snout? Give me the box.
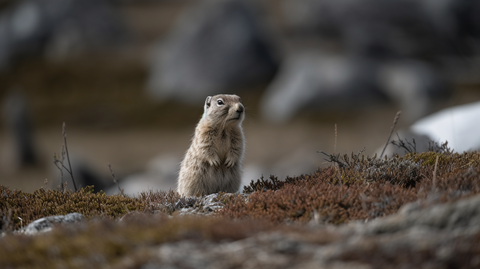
[236,105,244,113]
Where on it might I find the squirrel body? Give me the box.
[177,94,245,197]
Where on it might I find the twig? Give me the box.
[433,155,439,190]
[390,133,417,154]
[62,123,77,191]
[334,124,337,154]
[53,152,64,186]
[357,147,366,158]
[109,163,125,197]
[380,111,402,158]
[317,151,347,168]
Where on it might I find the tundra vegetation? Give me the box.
[1,141,480,267]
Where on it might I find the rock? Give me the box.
[261,52,451,123]
[19,212,85,235]
[0,0,127,69]
[50,154,110,192]
[105,154,181,196]
[376,129,432,157]
[269,146,318,181]
[410,100,480,152]
[118,194,480,267]
[378,60,450,122]
[142,232,309,268]
[363,194,480,235]
[175,193,239,216]
[1,89,37,169]
[147,0,279,104]
[281,0,479,58]
[144,192,480,267]
[260,52,383,123]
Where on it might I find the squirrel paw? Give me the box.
[225,156,236,168]
[208,155,221,167]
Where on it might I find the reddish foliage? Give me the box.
[221,152,480,224]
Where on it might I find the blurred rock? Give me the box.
[0,0,127,69]
[270,146,318,180]
[176,193,232,216]
[282,0,480,59]
[20,212,85,235]
[51,154,110,192]
[410,100,480,152]
[108,155,262,196]
[260,52,384,123]
[378,60,450,122]
[1,89,37,169]
[363,193,480,235]
[261,52,450,123]
[106,154,180,196]
[376,129,432,157]
[143,193,480,268]
[378,100,480,155]
[241,164,263,189]
[147,0,279,103]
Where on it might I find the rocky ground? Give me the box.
[1,150,479,268]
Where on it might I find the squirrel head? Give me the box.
[203,94,245,126]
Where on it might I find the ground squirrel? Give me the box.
[177,94,245,197]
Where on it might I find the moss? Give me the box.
[406,151,480,168]
[0,186,146,231]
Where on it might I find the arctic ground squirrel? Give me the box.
[177,94,245,197]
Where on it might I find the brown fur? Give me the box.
[177,94,245,196]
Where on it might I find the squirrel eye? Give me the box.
[217,99,224,106]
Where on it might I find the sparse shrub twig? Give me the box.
[428,141,453,154]
[380,111,401,158]
[317,151,347,168]
[433,155,439,190]
[53,122,77,191]
[334,124,337,154]
[390,133,417,154]
[109,163,125,197]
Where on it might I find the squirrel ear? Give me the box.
[205,96,212,108]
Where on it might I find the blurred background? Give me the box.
[1,0,480,195]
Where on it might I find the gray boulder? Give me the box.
[376,129,432,157]
[410,100,480,152]
[260,52,383,123]
[147,0,279,103]
[1,89,37,168]
[143,193,480,268]
[105,154,181,196]
[379,100,480,156]
[19,213,85,235]
[378,60,450,122]
[0,0,127,69]
[282,0,480,58]
[363,193,480,235]
[261,52,450,123]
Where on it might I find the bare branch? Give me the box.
[62,122,77,191]
[109,163,125,197]
[380,111,402,158]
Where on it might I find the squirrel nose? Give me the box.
[236,105,244,113]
